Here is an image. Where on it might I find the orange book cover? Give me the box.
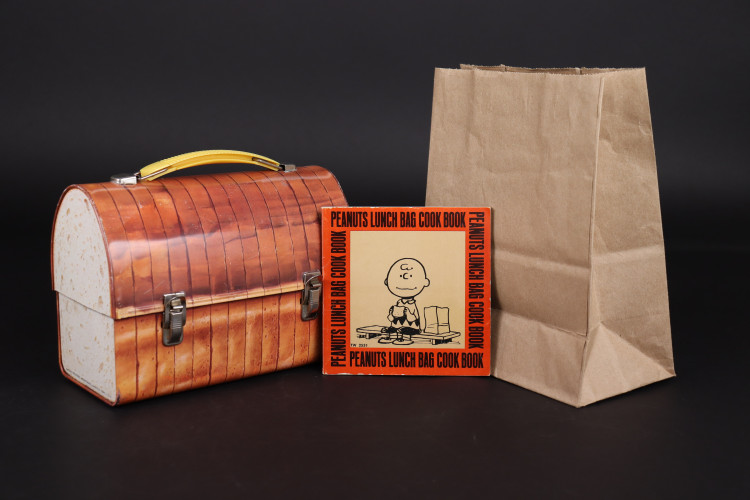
[321,207,491,376]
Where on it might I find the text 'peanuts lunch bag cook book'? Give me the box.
[52,150,347,405]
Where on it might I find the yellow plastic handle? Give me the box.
[138,150,288,182]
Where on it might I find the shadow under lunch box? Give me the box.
[51,150,347,405]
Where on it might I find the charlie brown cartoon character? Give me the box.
[379,258,430,345]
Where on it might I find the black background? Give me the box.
[1,1,748,498]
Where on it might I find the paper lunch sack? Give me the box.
[52,150,347,404]
[426,65,674,406]
[423,306,451,334]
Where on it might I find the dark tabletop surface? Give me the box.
[3,248,747,499]
[1,1,748,498]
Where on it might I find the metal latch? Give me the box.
[162,292,187,346]
[300,271,322,321]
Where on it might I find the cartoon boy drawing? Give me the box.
[379,258,430,345]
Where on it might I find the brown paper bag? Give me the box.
[426,65,674,406]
